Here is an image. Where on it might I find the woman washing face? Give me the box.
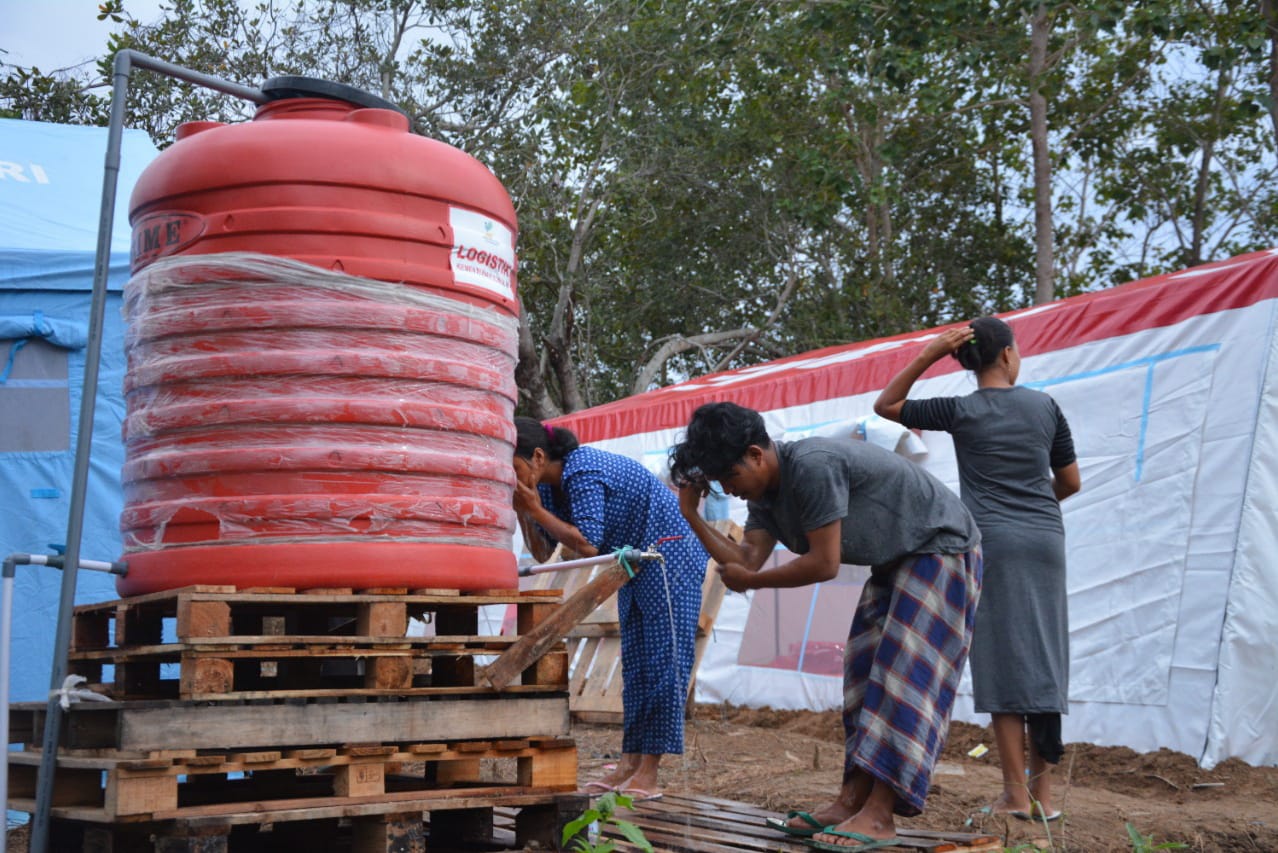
[512,416,708,801]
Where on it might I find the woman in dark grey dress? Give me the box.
[875,317,1080,822]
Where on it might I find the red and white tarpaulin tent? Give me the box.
[548,248,1278,769]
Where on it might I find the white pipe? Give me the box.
[21,555,122,574]
[0,553,124,851]
[1,568,12,853]
[518,548,661,576]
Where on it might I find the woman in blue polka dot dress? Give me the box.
[512,416,709,800]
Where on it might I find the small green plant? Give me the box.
[1125,822,1188,852]
[562,790,654,853]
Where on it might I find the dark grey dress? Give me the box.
[901,386,1076,714]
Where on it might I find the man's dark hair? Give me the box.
[668,401,771,487]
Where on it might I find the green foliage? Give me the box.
[1125,821,1189,851]
[4,0,1277,414]
[561,791,653,853]
[0,66,107,123]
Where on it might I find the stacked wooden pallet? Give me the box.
[63,584,568,700]
[582,792,1005,852]
[6,584,584,852]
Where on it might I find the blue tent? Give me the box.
[0,118,158,701]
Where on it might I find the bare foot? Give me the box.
[617,772,662,800]
[589,759,639,790]
[787,801,855,831]
[811,813,897,847]
[987,790,1034,815]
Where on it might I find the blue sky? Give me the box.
[2,0,165,71]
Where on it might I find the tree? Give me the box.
[5,0,1277,416]
[1092,0,1278,278]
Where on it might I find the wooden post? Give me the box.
[351,812,425,853]
[480,560,635,690]
[334,761,386,797]
[429,807,494,846]
[152,824,231,853]
[516,794,590,851]
[176,599,230,639]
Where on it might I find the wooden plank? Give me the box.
[180,683,553,702]
[571,638,622,715]
[184,590,554,606]
[651,793,1001,850]
[364,655,413,690]
[112,696,570,751]
[105,772,178,816]
[333,762,385,798]
[530,648,569,690]
[516,743,578,789]
[225,750,282,764]
[73,585,235,616]
[566,637,600,698]
[565,623,621,638]
[11,787,998,851]
[6,789,564,826]
[481,561,633,690]
[75,588,559,621]
[10,751,576,823]
[7,740,574,779]
[179,657,234,695]
[357,601,408,637]
[604,819,781,853]
[176,599,231,639]
[72,635,516,656]
[519,602,568,688]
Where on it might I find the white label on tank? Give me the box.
[449,207,516,300]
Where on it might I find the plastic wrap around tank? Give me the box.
[118,77,520,595]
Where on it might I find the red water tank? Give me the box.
[119,77,519,595]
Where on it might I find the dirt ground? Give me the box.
[7,705,1274,852]
[574,705,1278,852]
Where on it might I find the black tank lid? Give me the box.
[261,76,406,116]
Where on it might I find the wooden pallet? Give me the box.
[527,520,740,722]
[7,735,577,820]
[581,792,1005,852]
[65,585,567,700]
[40,792,590,852]
[32,790,1003,853]
[11,583,592,851]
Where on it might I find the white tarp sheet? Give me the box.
[550,250,1278,768]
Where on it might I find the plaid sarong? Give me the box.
[842,548,982,815]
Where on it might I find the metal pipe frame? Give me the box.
[27,50,267,853]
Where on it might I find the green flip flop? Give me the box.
[805,829,900,852]
[763,810,827,837]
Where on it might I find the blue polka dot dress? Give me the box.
[537,445,708,755]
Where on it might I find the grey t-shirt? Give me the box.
[744,437,980,573]
[900,386,1075,532]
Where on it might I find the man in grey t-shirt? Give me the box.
[750,437,977,576]
[670,402,982,849]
